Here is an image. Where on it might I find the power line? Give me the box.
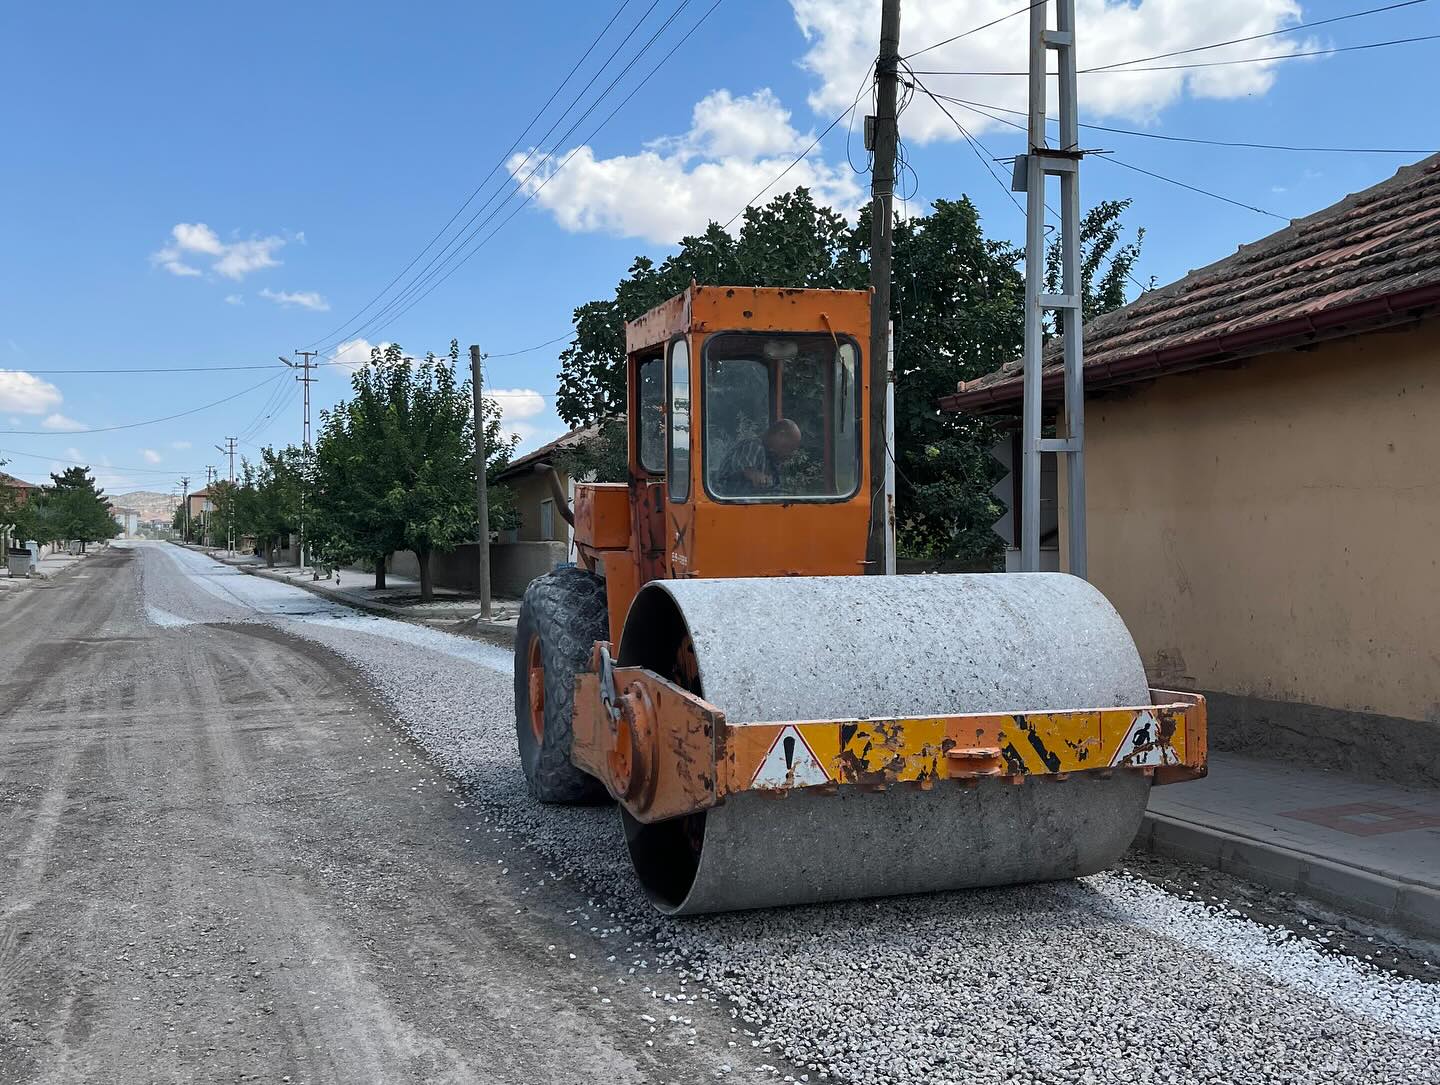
[931,92,1434,154]
[1084,0,1430,72]
[0,374,285,436]
[909,32,1440,76]
[311,0,704,355]
[1093,153,1290,220]
[724,75,875,229]
[485,332,574,358]
[910,73,1152,296]
[908,72,1024,217]
[903,1,1044,62]
[300,0,642,352]
[10,330,578,375]
[0,445,214,477]
[1080,34,1440,74]
[330,0,726,348]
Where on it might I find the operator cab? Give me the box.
[571,285,872,642]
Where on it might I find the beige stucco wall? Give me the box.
[1059,320,1440,724]
[507,471,572,544]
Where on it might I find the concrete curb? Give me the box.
[1135,810,1440,942]
[224,558,517,631]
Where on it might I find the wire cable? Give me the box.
[0,375,286,436]
[0,445,215,478]
[724,73,875,229]
[300,0,641,351]
[910,32,1440,76]
[1085,0,1430,72]
[1092,153,1290,220]
[904,1,1045,62]
[339,0,725,344]
[931,92,1434,154]
[313,0,702,355]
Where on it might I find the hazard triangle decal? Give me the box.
[751,725,831,788]
[1109,711,1179,768]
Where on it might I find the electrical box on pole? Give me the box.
[1012,0,1087,579]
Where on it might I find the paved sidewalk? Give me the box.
[202,548,521,627]
[1138,751,1440,941]
[0,546,107,585]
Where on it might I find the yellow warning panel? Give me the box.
[726,697,1204,795]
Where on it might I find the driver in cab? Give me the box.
[715,418,801,496]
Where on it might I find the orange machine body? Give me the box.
[571,285,873,642]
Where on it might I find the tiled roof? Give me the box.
[944,153,1440,411]
[1,472,37,489]
[493,421,607,483]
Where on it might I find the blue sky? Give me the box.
[2,0,1436,498]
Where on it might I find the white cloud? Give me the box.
[172,222,224,255]
[150,222,287,281]
[141,449,162,464]
[509,88,864,243]
[41,413,87,431]
[0,370,63,414]
[330,338,396,374]
[171,440,192,450]
[217,238,285,280]
[224,294,244,306]
[489,387,552,449]
[260,287,330,311]
[793,0,1307,143]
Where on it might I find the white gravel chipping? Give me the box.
[138,543,1440,1085]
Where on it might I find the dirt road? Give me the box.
[0,546,735,1084]
[3,543,1437,1085]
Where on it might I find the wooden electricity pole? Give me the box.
[470,345,493,620]
[866,0,901,574]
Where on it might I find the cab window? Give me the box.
[668,338,691,501]
[703,333,861,501]
[636,356,665,474]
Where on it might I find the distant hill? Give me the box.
[114,490,180,522]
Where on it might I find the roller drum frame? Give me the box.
[568,573,1207,915]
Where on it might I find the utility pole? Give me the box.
[865,0,901,575]
[215,437,236,555]
[179,476,190,542]
[1013,0,1087,577]
[280,351,319,570]
[469,345,493,620]
[205,466,216,547]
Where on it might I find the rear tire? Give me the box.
[514,566,610,803]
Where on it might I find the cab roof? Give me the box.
[625,285,871,356]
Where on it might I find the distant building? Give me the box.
[943,154,1440,786]
[110,505,140,537]
[186,486,214,520]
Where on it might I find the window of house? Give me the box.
[539,498,555,540]
[668,338,691,502]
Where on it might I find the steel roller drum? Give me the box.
[617,573,1154,915]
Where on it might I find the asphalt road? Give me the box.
[0,546,739,1084]
[2,543,1437,1085]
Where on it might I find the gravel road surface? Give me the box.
[4,542,1437,1085]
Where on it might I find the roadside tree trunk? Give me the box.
[266,538,276,567]
[373,554,387,590]
[416,547,434,602]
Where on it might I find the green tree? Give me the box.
[39,467,120,551]
[323,341,517,601]
[551,188,1144,562]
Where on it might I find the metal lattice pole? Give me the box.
[1018,0,1087,578]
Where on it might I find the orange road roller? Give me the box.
[514,285,1206,914]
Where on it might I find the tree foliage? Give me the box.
[552,187,1144,561]
[13,467,123,550]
